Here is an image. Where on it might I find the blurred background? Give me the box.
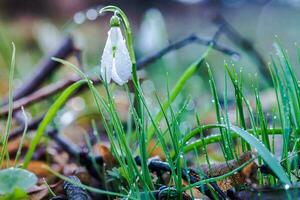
[0,0,300,137]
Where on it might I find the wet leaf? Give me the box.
[0,168,37,194]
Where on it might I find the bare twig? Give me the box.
[213,16,271,84]
[0,76,100,117]
[1,36,75,105]
[137,33,240,69]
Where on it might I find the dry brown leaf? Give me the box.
[147,140,166,161]
[27,161,52,178]
[28,181,63,200]
[198,152,258,191]
[28,185,49,200]
[93,143,117,168]
[182,179,208,199]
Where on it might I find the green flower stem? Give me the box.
[99,6,153,191]
[147,47,212,142]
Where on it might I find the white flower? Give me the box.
[100,25,132,85]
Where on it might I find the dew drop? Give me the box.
[231,54,240,61]
[74,12,86,24]
[284,184,290,190]
[86,8,98,21]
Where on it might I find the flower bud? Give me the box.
[110,15,120,27]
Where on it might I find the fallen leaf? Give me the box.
[28,185,49,200]
[197,152,258,191]
[27,161,55,178]
[0,168,37,195]
[93,143,117,168]
[147,140,166,161]
[28,181,63,200]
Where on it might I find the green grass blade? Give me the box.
[254,89,271,150]
[230,125,290,185]
[14,107,28,166]
[23,80,87,168]
[183,124,290,184]
[147,47,211,142]
[0,42,16,166]
[207,63,233,160]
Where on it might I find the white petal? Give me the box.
[100,29,113,83]
[111,58,126,85]
[111,27,132,85]
[109,27,119,46]
[101,27,132,85]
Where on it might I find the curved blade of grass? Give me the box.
[23,79,87,168]
[183,127,287,154]
[183,124,290,185]
[229,125,290,185]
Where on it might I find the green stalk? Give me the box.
[254,89,271,150]
[207,64,233,160]
[100,6,153,190]
[0,42,15,167]
[224,64,250,150]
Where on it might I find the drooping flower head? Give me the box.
[100,14,132,85]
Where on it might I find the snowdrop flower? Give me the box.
[100,15,132,85]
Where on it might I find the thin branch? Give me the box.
[213,15,271,85]
[137,33,240,69]
[0,76,100,117]
[1,36,75,105]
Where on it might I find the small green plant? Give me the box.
[0,168,37,195]
[3,5,300,200]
